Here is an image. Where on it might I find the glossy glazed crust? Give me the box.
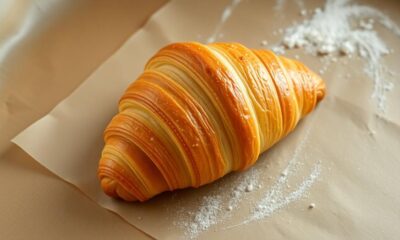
[98,42,326,201]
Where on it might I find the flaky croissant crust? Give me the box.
[98,42,326,201]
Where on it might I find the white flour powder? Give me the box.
[174,124,321,238]
[174,166,261,239]
[275,0,399,111]
[224,125,321,229]
[250,162,321,222]
[184,196,222,238]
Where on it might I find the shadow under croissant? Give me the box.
[107,153,271,208]
[108,153,260,202]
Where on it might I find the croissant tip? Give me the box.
[99,175,138,202]
[315,75,326,102]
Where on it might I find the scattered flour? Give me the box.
[175,123,321,238]
[249,163,321,222]
[228,167,261,208]
[261,40,268,46]
[276,0,399,111]
[271,45,286,55]
[185,196,222,238]
[245,184,255,192]
[174,165,261,239]
[207,0,242,43]
[224,127,322,230]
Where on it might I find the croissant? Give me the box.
[98,42,326,202]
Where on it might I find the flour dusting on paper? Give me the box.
[273,0,400,111]
[251,162,321,221]
[226,162,321,230]
[207,0,241,43]
[184,195,222,238]
[173,166,261,239]
[225,126,321,229]
[173,126,321,238]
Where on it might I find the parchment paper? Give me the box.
[13,0,400,239]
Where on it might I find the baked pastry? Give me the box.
[98,42,326,201]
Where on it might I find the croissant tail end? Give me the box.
[316,79,326,102]
[313,73,326,103]
[99,175,138,202]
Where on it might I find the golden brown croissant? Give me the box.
[98,42,326,202]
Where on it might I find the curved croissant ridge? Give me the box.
[98,42,326,202]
